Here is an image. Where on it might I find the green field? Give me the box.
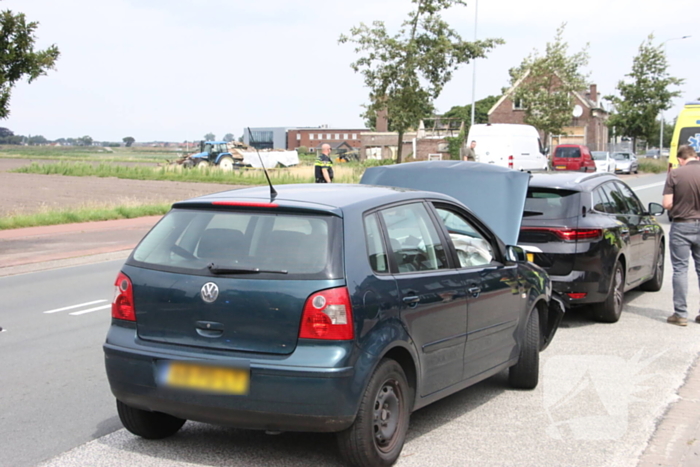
[11,161,371,184]
[0,145,184,163]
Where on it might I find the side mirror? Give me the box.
[505,245,527,263]
[648,202,664,216]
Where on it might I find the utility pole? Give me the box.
[469,0,479,128]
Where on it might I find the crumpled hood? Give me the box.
[360,161,531,246]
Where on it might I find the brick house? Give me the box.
[488,72,609,151]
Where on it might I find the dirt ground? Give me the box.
[0,159,248,217]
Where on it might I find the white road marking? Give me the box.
[43,300,108,314]
[69,304,111,316]
[633,181,665,191]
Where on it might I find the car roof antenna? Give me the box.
[246,127,277,201]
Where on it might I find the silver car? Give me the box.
[591,151,616,172]
[612,152,639,174]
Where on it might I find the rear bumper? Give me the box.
[104,323,359,432]
[549,269,608,307]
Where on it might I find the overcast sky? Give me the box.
[3,0,697,142]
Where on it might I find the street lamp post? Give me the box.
[659,35,690,155]
[469,0,479,128]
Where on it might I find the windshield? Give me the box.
[613,153,630,160]
[591,152,608,160]
[130,208,342,279]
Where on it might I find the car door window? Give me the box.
[435,207,494,268]
[601,182,628,214]
[379,203,448,273]
[614,181,644,215]
[592,187,611,213]
[364,213,388,273]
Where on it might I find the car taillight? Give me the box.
[299,287,354,340]
[112,272,135,321]
[521,227,603,241]
[567,292,587,300]
[508,155,514,169]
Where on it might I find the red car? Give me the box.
[552,144,597,172]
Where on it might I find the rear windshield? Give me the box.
[128,208,343,279]
[555,147,581,158]
[591,151,608,160]
[612,152,630,160]
[524,188,580,219]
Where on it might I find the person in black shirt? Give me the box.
[315,143,334,183]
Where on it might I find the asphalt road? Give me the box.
[5,172,699,467]
[0,260,125,467]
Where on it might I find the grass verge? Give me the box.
[0,203,171,230]
[637,158,668,174]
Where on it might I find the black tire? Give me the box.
[640,242,664,292]
[117,399,186,439]
[337,359,411,467]
[592,261,625,323]
[509,311,540,389]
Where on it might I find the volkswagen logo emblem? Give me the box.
[201,282,219,303]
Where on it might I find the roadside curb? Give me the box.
[638,354,700,466]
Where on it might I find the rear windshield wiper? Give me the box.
[207,263,288,275]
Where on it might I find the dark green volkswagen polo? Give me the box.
[105,169,563,467]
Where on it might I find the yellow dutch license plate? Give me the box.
[527,253,534,262]
[555,165,566,170]
[163,362,249,395]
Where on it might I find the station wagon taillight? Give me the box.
[111,272,135,321]
[520,227,603,241]
[299,287,354,340]
[508,155,514,169]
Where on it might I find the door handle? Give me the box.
[402,295,420,305]
[468,286,481,298]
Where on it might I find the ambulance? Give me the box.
[669,101,700,168]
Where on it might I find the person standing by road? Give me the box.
[463,140,477,161]
[315,143,334,183]
[663,145,700,326]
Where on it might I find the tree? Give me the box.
[442,95,499,129]
[340,0,502,163]
[507,24,589,141]
[122,136,135,147]
[77,135,93,146]
[223,133,234,142]
[605,34,684,147]
[0,7,60,119]
[27,135,47,145]
[204,132,215,141]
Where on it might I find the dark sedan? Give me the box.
[518,172,664,321]
[105,183,564,467]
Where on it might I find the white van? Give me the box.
[466,123,548,171]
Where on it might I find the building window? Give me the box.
[513,98,525,110]
[352,133,357,140]
[344,133,349,140]
[296,133,301,140]
[335,133,340,140]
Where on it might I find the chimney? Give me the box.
[589,84,598,105]
[376,109,389,132]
